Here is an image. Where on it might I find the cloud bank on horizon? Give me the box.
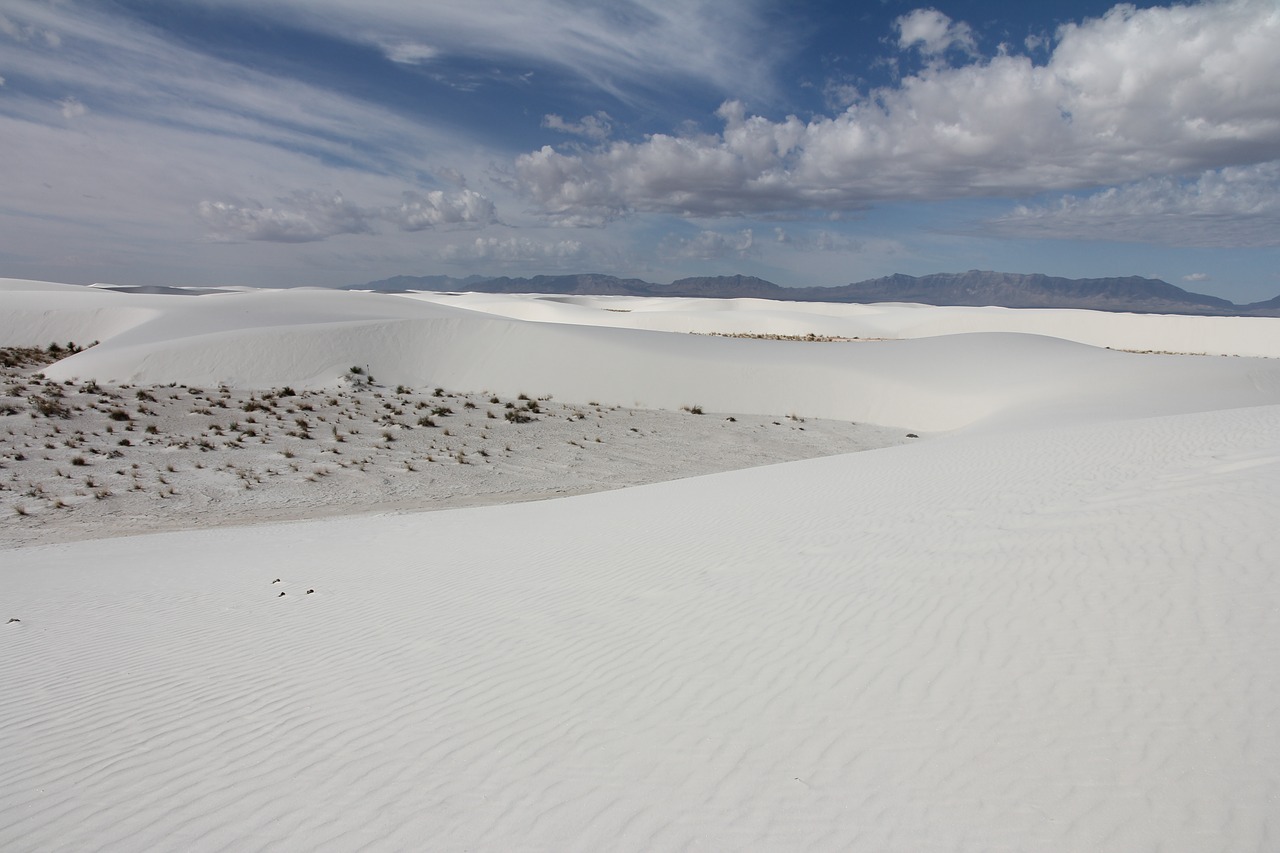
[1,0,1278,300]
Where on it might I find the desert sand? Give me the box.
[3,276,1279,851]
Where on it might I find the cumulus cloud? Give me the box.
[199,187,500,241]
[57,96,86,119]
[542,112,613,142]
[438,235,585,264]
[1183,272,1210,282]
[895,8,976,58]
[384,189,496,231]
[197,191,374,242]
[515,0,1280,229]
[659,228,755,260]
[988,161,1280,247]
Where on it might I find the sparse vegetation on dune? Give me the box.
[0,348,910,547]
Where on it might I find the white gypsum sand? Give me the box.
[2,277,1280,851]
[0,357,905,548]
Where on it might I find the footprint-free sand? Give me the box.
[3,278,1279,850]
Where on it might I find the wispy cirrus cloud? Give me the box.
[189,0,784,105]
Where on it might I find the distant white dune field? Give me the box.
[6,280,1280,432]
[406,290,1280,358]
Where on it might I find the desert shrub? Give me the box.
[29,395,71,418]
[71,455,87,466]
[108,409,131,421]
[416,416,435,428]
[431,406,452,417]
[505,410,533,423]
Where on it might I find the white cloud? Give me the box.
[988,161,1280,247]
[515,0,1280,231]
[0,11,60,46]
[384,189,497,231]
[0,1,478,179]
[199,187,500,241]
[197,191,374,242]
[379,41,438,64]
[542,112,613,142]
[1183,272,1210,282]
[201,0,783,104]
[772,227,907,256]
[438,235,585,264]
[660,228,755,260]
[895,8,976,58]
[57,96,86,119]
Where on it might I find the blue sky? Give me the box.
[2,0,1278,301]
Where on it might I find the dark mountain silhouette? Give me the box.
[351,270,1280,317]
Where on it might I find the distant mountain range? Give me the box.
[351,270,1280,317]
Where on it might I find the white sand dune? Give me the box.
[7,281,1280,432]
[407,290,1280,358]
[3,281,1280,850]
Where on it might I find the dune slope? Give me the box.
[3,282,1280,850]
[3,404,1278,851]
